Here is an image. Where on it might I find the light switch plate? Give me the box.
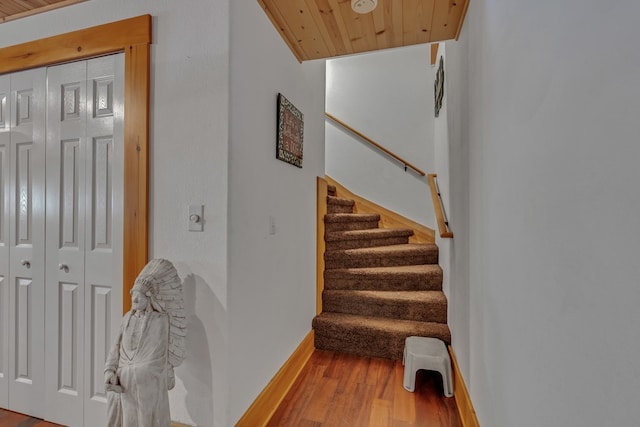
[189,205,204,232]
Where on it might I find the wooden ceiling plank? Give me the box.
[304,0,338,57]
[391,0,403,46]
[0,0,86,24]
[12,0,36,9]
[0,1,29,14]
[416,0,435,44]
[295,0,334,60]
[15,0,49,7]
[337,0,368,54]
[258,0,307,61]
[314,0,349,56]
[371,0,391,50]
[361,12,379,52]
[402,0,419,45]
[326,0,355,53]
[272,0,332,60]
[430,0,464,42]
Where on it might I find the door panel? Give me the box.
[15,143,33,244]
[7,68,46,418]
[15,277,32,381]
[45,59,86,427]
[45,54,123,427]
[0,74,9,408]
[83,53,123,425]
[58,282,79,393]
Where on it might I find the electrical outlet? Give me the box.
[269,216,277,235]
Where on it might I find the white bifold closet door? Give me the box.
[44,54,124,427]
[0,53,123,427]
[0,73,5,410]
[0,67,47,418]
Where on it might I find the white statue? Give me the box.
[104,259,186,427]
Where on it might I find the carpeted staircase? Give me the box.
[312,185,451,360]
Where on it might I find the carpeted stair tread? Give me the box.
[324,243,438,269]
[324,265,443,291]
[323,290,447,323]
[325,228,413,250]
[327,185,337,196]
[312,312,451,360]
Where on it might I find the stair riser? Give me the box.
[326,196,355,213]
[325,253,438,269]
[327,204,355,214]
[325,236,409,251]
[313,328,451,360]
[325,221,379,232]
[324,277,442,291]
[315,334,402,360]
[323,296,447,323]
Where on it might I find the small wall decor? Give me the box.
[434,56,444,118]
[276,93,304,168]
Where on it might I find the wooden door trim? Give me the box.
[0,15,151,313]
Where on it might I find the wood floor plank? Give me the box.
[363,357,386,386]
[351,382,376,426]
[392,361,416,423]
[304,376,339,422]
[0,409,64,427]
[343,356,370,394]
[372,359,395,401]
[322,389,354,427]
[270,363,327,426]
[369,398,392,427]
[415,370,459,427]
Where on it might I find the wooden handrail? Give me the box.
[325,112,426,176]
[428,174,453,238]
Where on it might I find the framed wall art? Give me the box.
[276,93,304,168]
[434,56,444,118]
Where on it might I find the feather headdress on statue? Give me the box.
[132,259,187,368]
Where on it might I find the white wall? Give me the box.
[326,45,435,226]
[445,0,640,426]
[228,1,325,424]
[0,2,230,426]
[432,41,473,384]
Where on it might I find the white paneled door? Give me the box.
[0,71,9,410]
[0,54,123,427]
[4,68,47,418]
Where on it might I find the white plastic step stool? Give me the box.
[402,336,453,397]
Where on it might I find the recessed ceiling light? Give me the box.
[351,0,378,14]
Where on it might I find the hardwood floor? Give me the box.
[267,350,461,427]
[1,350,460,427]
[0,409,63,427]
